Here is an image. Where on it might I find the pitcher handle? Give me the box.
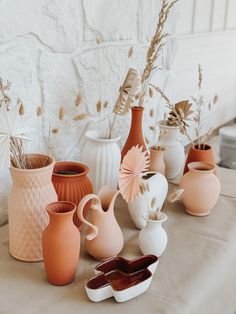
[77,194,101,241]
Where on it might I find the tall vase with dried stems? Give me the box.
[8,154,58,261]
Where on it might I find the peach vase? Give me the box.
[184,144,215,174]
[8,154,58,262]
[42,201,80,285]
[52,161,93,228]
[180,162,221,216]
[121,106,147,160]
[148,147,166,175]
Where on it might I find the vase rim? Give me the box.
[85,130,120,143]
[150,146,165,152]
[53,161,89,177]
[143,212,167,223]
[10,154,54,173]
[188,161,215,173]
[192,143,212,151]
[131,105,144,111]
[46,201,76,215]
[159,120,179,130]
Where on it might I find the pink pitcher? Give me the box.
[77,186,124,260]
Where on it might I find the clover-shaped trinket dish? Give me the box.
[85,255,158,303]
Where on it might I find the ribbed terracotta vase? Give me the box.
[52,161,93,228]
[184,144,215,174]
[121,106,147,160]
[8,154,57,262]
[42,201,80,285]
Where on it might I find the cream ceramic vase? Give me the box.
[81,130,121,193]
[138,213,168,257]
[8,154,58,262]
[180,162,221,216]
[77,186,124,260]
[148,147,165,175]
[156,120,185,180]
[128,173,168,229]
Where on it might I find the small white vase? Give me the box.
[127,173,168,229]
[156,120,185,180]
[138,213,167,257]
[81,130,121,193]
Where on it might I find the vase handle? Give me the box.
[77,194,101,241]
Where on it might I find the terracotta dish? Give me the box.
[85,255,158,302]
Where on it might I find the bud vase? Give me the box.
[156,120,185,179]
[8,154,57,262]
[138,213,168,257]
[180,162,220,216]
[52,161,93,228]
[148,146,166,175]
[121,106,147,160]
[42,201,80,285]
[81,130,121,193]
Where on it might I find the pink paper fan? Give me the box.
[119,145,149,203]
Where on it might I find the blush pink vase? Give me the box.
[180,162,221,216]
[8,154,58,262]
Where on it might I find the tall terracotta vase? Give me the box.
[121,106,147,160]
[52,161,93,228]
[8,154,57,262]
[184,144,215,174]
[180,162,220,216]
[42,201,80,285]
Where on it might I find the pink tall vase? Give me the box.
[8,154,58,262]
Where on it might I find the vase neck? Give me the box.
[130,107,144,134]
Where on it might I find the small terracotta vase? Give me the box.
[52,161,93,228]
[121,106,147,160]
[8,154,57,262]
[148,147,166,175]
[42,201,80,286]
[180,162,221,216]
[77,186,124,260]
[184,144,215,174]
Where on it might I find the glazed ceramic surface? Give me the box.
[52,161,93,228]
[42,201,80,286]
[138,213,168,257]
[148,147,165,175]
[180,162,221,216]
[77,186,124,260]
[121,106,147,160]
[81,130,121,193]
[128,172,168,229]
[184,144,215,174]
[8,154,57,262]
[85,255,158,303]
[156,120,185,179]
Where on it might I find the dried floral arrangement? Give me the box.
[191,65,218,149]
[137,0,178,107]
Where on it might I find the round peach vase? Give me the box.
[156,120,185,180]
[52,161,93,228]
[77,186,124,260]
[184,144,215,174]
[148,147,166,175]
[81,130,121,194]
[180,162,221,216]
[121,106,147,160]
[8,154,57,262]
[42,201,80,286]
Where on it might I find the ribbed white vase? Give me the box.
[81,130,121,193]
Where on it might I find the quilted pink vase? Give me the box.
[8,154,58,262]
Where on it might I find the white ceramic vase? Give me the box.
[138,213,168,257]
[127,172,168,229]
[81,130,121,193]
[156,120,185,180]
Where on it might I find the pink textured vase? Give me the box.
[8,154,58,262]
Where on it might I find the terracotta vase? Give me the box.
[121,106,147,160]
[52,161,93,228]
[81,130,121,193]
[42,201,80,285]
[180,162,221,216]
[77,186,124,260]
[148,147,165,175]
[8,154,57,262]
[184,144,215,174]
